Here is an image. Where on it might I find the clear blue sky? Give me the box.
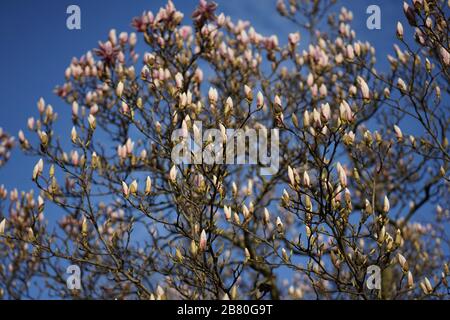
[0,0,405,192]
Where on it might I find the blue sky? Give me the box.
[0,0,405,192]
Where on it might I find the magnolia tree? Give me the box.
[0,0,449,300]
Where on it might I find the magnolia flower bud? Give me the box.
[71,127,77,143]
[225,97,233,113]
[27,227,35,242]
[276,216,284,232]
[32,159,44,181]
[291,113,299,128]
[242,204,250,219]
[357,76,370,102]
[116,81,124,97]
[208,87,218,104]
[396,21,404,39]
[232,182,238,197]
[256,91,264,108]
[394,125,403,141]
[81,217,88,236]
[407,271,414,288]
[175,248,183,262]
[244,85,253,101]
[70,103,79,120]
[397,78,407,93]
[303,110,310,128]
[282,189,290,205]
[305,194,312,211]
[0,218,5,235]
[122,181,129,197]
[175,72,183,89]
[365,199,373,215]
[145,176,152,195]
[282,248,289,261]
[129,180,138,195]
[244,248,251,261]
[169,165,177,182]
[339,100,353,122]
[39,131,48,147]
[383,195,390,213]
[263,208,270,224]
[224,206,232,221]
[346,44,355,60]
[398,253,408,272]
[274,95,282,109]
[321,103,331,121]
[199,229,207,251]
[190,239,198,256]
[88,114,96,130]
[234,212,241,224]
[288,166,295,186]
[424,277,433,293]
[37,97,45,113]
[336,162,347,188]
[303,171,311,187]
[440,46,450,66]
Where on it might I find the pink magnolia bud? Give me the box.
[122,181,129,197]
[396,22,404,39]
[339,100,353,122]
[394,125,403,141]
[256,91,264,108]
[37,97,45,114]
[116,81,124,97]
[0,218,5,235]
[224,206,232,221]
[276,216,283,232]
[145,176,152,195]
[169,165,177,182]
[244,85,253,101]
[383,195,390,213]
[303,171,311,187]
[71,127,77,143]
[208,87,218,104]
[288,32,300,46]
[88,114,96,130]
[18,130,25,143]
[288,166,295,186]
[175,72,183,89]
[32,159,44,180]
[303,110,310,127]
[407,271,414,288]
[90,103,99,115]
[357,76,370,101]
[397,78,407,93]
[346,44,354,60]
[440,46,450,66]
[27,117,35,130]
[336,162,347,188]
[274,95,282,109]
[321,103,331,121]
[263,208,270,224]
[199,229,207,251]
[306,73,314,87]
[125,138,134,154]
